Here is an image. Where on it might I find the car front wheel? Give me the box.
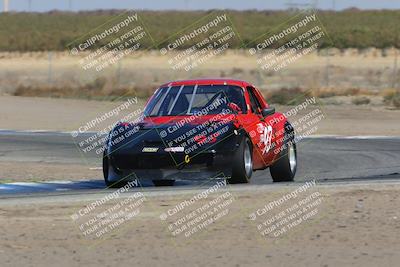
[103,152,129,188]
[229,137,253,184]
[270,132,297,182]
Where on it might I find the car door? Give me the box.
[239,86,278,168]
[234,86,268,169]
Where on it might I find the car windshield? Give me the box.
[144,84,247,116]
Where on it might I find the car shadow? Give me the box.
[0,178,228,196]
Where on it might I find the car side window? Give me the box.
[247,87,262,114]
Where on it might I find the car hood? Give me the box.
[138,114,237,128]
[107,113,239,158]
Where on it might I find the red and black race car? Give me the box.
[103,79,297,187]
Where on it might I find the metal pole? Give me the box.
[325,49,330,87]
[393,47,398,89]
[117,59,122,86]
[48,52,53,84]
[325,1,335,89]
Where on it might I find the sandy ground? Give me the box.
[0,96,146,132]
[0,95,399,136]
[0,162,99,183]
[0,182,399,267]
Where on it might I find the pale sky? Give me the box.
[3,0,400,12]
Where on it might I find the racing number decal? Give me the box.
[256,123,273,155]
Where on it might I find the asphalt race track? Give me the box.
[0,130,399,196]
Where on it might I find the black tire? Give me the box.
[103,152,109,184]
[229,137,253,184]
[103,152,128,188]
[152,180,175,186]
[270,130,297,182]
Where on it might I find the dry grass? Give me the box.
[263,87,312,105]
[13,77,155,100]
[13,82,399,109]
[351,96,371,105]
[263,87,378,106]
[313,88,378,98]
[3,50,400,108]
[1,49,399,97]
[382,89,400,109]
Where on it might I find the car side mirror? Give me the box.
[261,107,275,117]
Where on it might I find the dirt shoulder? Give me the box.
[0,161,101,183]
[0,95,146,132]
[0,182,399,267]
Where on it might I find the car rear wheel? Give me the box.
[152,180,175,186]
[270,131,297,182]
[229,137,253,184]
